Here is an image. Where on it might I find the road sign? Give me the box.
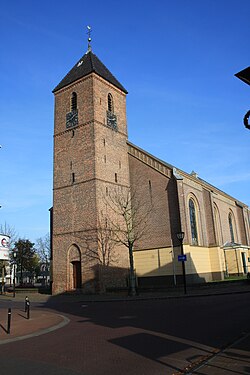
[178,254,187,262]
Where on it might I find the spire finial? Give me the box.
[87,25,92,52]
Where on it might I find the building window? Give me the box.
[72,173,75,183]
[108,93,114,113]
[228,213,235,243]
[115,173,118,183]
[214,204,222,245]
[71,92,77,111]
[189,198,198,245]
[149,180,152,203]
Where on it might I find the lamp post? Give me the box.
[13,250,17,298]
[235,66,250,130]
[177,231,187,294]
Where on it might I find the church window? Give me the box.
[149,180,153,203]
[106,187,108,196]
[228,213,235,243]
[115,173,118,183]
[71,92,77,111]
[103,139,106,147]
[214,204,222,245]
[108,93,114,113]
[189,198,198,245]
[72,172,75,183]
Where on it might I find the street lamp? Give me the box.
[235,66,250,130]
[176,231,187,294]
[13,250,17,298]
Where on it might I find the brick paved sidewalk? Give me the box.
[0,308,68,343]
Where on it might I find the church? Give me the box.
[51,37,250,295]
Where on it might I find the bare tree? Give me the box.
[36,233,50,264]
[106,183,152,296]
[82,218,116,267]
[78,214,117,292]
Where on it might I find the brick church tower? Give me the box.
[52,40,130,294]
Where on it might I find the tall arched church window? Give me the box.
[189,199,198,245]
[214,204,222,245]
[71,92,77,111]
[108,93,114,113]
[228,213,235,243]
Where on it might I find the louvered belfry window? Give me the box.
[71,92,77,111]
[108,93,114,113]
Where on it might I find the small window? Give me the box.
[72,173,75,183]
[108,93,114,113]
[115,173,117,183]
[71,92,77,111]
[106,187,108,196]
[149,180,152,203]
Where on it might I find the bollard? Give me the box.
[25,296,29,312]
[7,308,11,334]
[26,301,30,319]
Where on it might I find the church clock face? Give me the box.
[66,109,78,128]
[107,111,118,131]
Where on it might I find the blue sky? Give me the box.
[0,0,249,243]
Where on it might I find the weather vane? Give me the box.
[87,25,92,52]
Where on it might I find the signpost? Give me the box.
[178,254,187,262]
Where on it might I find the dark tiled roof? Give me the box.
[53,50,128,94]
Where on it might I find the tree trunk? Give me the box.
[128,243,136,296]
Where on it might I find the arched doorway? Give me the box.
[67,245,81,290]
[72,261,81,289]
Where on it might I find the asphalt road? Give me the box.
[0,292,249,374]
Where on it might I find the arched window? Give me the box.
[228,213,235,243]
[108,93,114,113]
[189,198,198,245]
[214,204,222,245]
[71,92,77,111]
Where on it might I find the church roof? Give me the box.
[53,50,128,94]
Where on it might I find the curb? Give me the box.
[77,288,250,303]
[0,314,70,345]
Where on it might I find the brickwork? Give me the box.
[52,65,131,294]
[52,51,250,294]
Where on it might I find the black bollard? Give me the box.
[7,308,11,334]
[26,301,30,319]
